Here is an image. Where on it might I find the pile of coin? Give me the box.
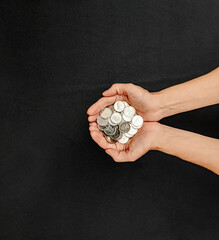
[97,101,143,144]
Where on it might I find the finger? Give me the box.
[105,149,133,162]
[89,122,97,127]
[89,122,99,132]
[90,131,117,150]
[88,113,99,122]
[87,96,119,115]
[113,141,127,152]
[102,83,133,97]
[89,125,98,132]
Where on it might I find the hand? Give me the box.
[87,83,161,122]
[89,121,159,162]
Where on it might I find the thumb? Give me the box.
[105,149,119,161]
[105,149,130,162]
[102,83,133,97]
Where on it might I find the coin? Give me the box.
[123,101,129,107]
[124,106,136,118]
[105,135,116,143]
[109,105,114,112]
[114,101,125,112]
[108,117,117,126]
[122,114,132,122]
[104,125,117,136]
[97,116,108,126]
[127,125,138,136]
[110,112,122,124]
[98,124,107,131]
[118,134,129,144]
[131,115,143,129]
[100,107,112,119]
[111,127,123,141]
[124,132,133,138]
[119,122,130,133]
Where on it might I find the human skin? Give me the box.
[88,68,219,122]
[87,68,219,174]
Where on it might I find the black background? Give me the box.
[0,0,219,239]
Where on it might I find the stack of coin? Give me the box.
[97,101,143,144]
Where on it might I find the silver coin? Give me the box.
[109,105,115,112]
[110,112,122,124]
[131,115,143,129]
[97,116,108,126]
[111,127,123,141]
[124,106,136,118]
[104,125,117,136]
[127,125,138,136]
[105,135,116,143]
[100,107,112,119]
[114,101,125,112]
[108,117,117,126]
[119,122,130,133]
[124,132,133,138]
[98,124,108,131]
[119,118,125,124]
[118,134,129,144]
[122,114,132,122]
[123,101,129,107]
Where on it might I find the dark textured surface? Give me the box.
[0,1,219,239]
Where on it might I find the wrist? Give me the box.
[149,122,162,150]
[151,88,180,120]
[150,123,169,151]
[150,91,166,121]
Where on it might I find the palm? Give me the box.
[89,121,158,162]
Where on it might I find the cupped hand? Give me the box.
[87,83,161,122]
[89,121,159,162]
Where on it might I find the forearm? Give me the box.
[153,124,219,175]
[153,67,219,119]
